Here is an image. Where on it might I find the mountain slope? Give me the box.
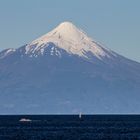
[0,22,140,114]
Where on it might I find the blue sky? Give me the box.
[0,0,140,62]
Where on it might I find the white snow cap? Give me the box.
[26,21,115,59]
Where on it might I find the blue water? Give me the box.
[0,115,140,140]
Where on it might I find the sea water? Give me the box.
[0,115,140,140]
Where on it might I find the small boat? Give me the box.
[79,112,82,119]
[19,118,32,122]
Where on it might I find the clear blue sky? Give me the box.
[0,0,140,62]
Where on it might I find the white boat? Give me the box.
[79,112,82,119]
[19,118,32,122]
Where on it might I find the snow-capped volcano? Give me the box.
[24,21,115,60]
[0,21,140,114]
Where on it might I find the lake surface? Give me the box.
[0,115,140,140]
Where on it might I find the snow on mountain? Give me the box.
[0,48,16,59]
[23,21,116,60]
[0,22,118,61]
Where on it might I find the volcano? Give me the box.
[0,22,140,114]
